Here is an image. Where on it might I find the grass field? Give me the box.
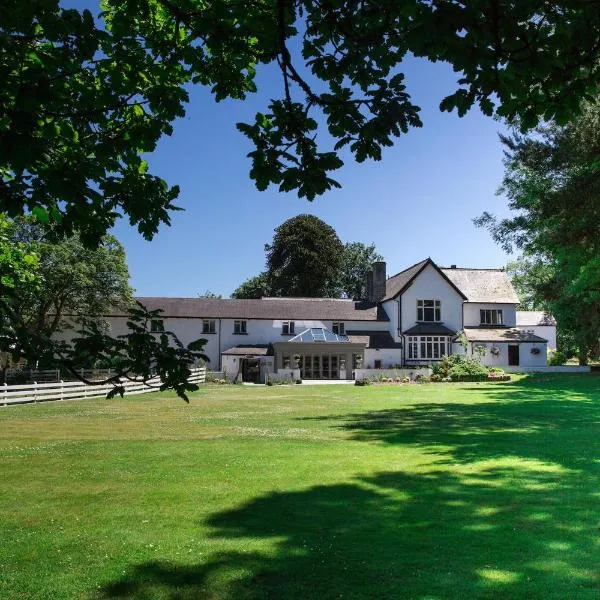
[1,375,600,599]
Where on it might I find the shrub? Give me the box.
[430,373,442,382]
[402,376,410,383]
[295,379,302,384]
[548,350,568,366]
[414,374,429,383]
[355,378,371,386]
[488,367,505,375]
[266,379,273,386]
[437,354,488,381]
[441,376,452,382]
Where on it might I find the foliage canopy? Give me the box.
[2,1,600,241]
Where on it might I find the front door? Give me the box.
[508,345,520,366]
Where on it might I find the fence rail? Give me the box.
[1,368,206,406]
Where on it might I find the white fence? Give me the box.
[1,368,206,406]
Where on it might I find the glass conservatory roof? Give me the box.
[288,328,350,343]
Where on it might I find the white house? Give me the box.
[104,258,551,381]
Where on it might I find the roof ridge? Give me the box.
[440,267,505,271]
[386,258,429,281]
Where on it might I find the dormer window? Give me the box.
[150,320,164,332]
[480,309,503,325]
[282,321,295,335]
[332,322,345,335]
[417,300,441,322]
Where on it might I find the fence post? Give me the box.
[2,382,6,406]
[60,380,64,401]
[56,369,60,382]
[33,381,37,403]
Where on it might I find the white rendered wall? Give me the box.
[516,325,556,350]
[364,348,403,369]
[381,299,399,340]
[463,303,517,327]
[400,264,464,332]
[455,341,548,367]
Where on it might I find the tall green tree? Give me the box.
[0,216,207,398]
[8,218,132,342]
[266,215,343,297]
[338,242,383,300]
[231,273,272,299]
[477,101,600,364]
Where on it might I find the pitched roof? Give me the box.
[346,330,402,349]
[383,258,467,302]
[403,323,457,336]
[221,345,270,356]
[441,268,519,303]
[516,311,557,326]
[120,297,387,321]
[462,327,547,343]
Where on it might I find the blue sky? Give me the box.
[72,2,513,297]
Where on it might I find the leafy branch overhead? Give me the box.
[3,1,600,241]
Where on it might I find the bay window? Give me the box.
[407,336,448,360]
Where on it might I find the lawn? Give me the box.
[1,375,600,599]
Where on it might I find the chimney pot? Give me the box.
[450,264,457,269]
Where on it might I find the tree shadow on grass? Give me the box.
[102,375,600,599]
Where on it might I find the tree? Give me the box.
[8,217,132,343]
[197,290,222,299]
[0,216,207,398]
[266,214,343,297]
[477,100,600,364]
[3,1,600,242]
[231,273,272,299]
[338,242,383,300]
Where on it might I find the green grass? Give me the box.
[1,375,600,599]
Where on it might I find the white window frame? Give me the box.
[282,321,295,335]
[332,322,345,335]
[202,319,216,334]
[150,320,164,333]
[417,300,441,322]
[480,309,503,325]
[234,320,247,334]
[407,336,448,360]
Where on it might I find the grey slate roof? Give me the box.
[403,323,457,336]
[383,259,429,301]
[221,345,270,356]
[383,258,468,302]
[441,268,519,303]
[122,297,387,321]
[346,330,403,349]
[463,327,547,343]
[516,311,557,326]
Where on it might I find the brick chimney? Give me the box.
[371,261,387,302]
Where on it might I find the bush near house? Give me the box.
[431,354,490,381]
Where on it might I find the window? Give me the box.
[374,359,382,369]
[332,322,345,335]
[480,309,503,325]
[282,321,295,335]
[417,300,441,322]
[234,320,247,334]
[150,320,164,333]
[407,336,447,360]
[202,319,216,334]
